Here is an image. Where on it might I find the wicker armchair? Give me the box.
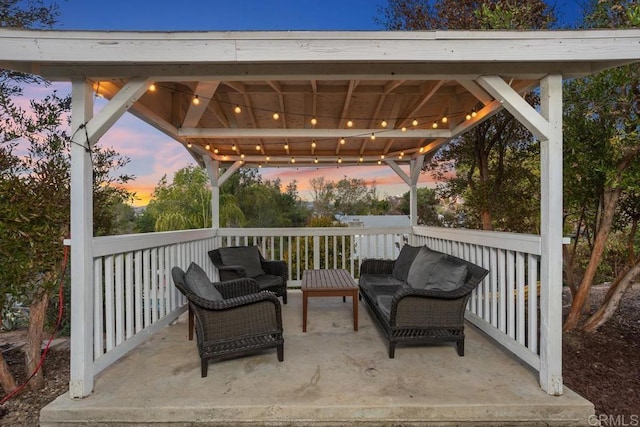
[171,265,284,377]
[208,246,288,304]
[359,254,489,358]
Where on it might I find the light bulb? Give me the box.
[148,84,156,92]
[314,157,319,164]
[401,127,407,132]
[381,120,388,128]
[187,142,192,148]
[339,137,346,145]
[412,119,418,126]
[338,157,342,164]
[240,154,245,159]
[192,95,200,106]
[205,144,210,150]
[310,117,318,126]
[400,151,405,157]
[290,157,295,164]
[380,154,385,159]
[419,147,425,153]
[359,156,363,162]
[213,148,219,154]
[273,112,280,120]
[232,144,237,151]
[442,116,448,123]
[377,160,382,165]
[432,122,438,129]
[370,133,376,140]
[266,156,270,161]
[284,143,289,150]
[466,114,472,120]
[346,120,353,128]
[256,145,261,151]
[472,111,477,118]
[234,105,242,114]
[258,164,262,168]
[311,141,317,148]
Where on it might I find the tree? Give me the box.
[377,0,555,233]
[309,176,385,217]
[400,187,441,225]
[0,90,134,392]
[562,0,640,331]
[146,166,212,231]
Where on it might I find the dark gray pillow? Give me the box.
[406,246,444,288]
[218,246,265,278]
[391,244,421,281]
[185,262,223,301]
[423,256,469,292]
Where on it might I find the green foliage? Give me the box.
[146,165,212,231]
[399,187,442,226]
[309,176,384,217]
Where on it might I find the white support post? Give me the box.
[203,157,219,229]
[539,74,564,395]
[69,80,95,398]
[408,156,426,226]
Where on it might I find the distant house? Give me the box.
[336,215,410,259]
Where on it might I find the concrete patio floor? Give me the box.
[41,291,594,426]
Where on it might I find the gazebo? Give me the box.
[1,28,639,408]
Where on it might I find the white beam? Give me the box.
[182,81,220,128]
[476,75,549,140]
[457,79,494,105]
[538,74,564,396]
[218,161,243,186]
[179,128,451,139]
[69,79,94,398]
[203,156,219,229]
[86,77,152,144]
[385,160,410,185]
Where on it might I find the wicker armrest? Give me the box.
[214,278,260,299]
[360,258,396,275]
[217,264,247,277]
[190,288,279,311]
[393,282,477,301]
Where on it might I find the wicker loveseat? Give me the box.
[359,244,489,358]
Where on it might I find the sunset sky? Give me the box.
[26,0,582,206]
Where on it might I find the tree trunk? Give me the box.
[562,244,577,297]
[0,352,18,394]
[582,261,640,332]
[564,187,621,331]
[481,210,493,230]
[24,291,49,391]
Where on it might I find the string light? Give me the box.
[380,154,385,159]
[471,111,478,118]
[290,157,295,164]
[310,117,318,126]
[370,133,376,140]
[381,120,388,128]
[432,122,438,129]
[412,119,418,126]
[187,142,192,148]
[346,120,354,128]
[213,148,219,154]
[266,156,270,161]
[311,141,317,148]
[337,157,342,164]
[205,144,210,150]
[466,113,472,120]
[401,127,407,132]
[232,144,237,151]
[148,84,156,92]
[256,144,261,151]
[284,143,289,150]
[339,137,346,145]
[359,156,364,163]
[441,116,448,124]
[192,95,200,106]
[272,112,280,120]
[314,157,319,164]
[377,160,382,165]
[234,105,242,114]
[240,154,245,159]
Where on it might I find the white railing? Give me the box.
[86,225,544,384]
[411,226,542,370]
[90,229,217,374]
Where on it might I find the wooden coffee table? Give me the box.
[301,269,359,332]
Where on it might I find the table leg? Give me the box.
[353,290,358,331]
[302,291,308,332]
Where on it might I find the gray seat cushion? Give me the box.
[391,244,421,281]
[360,274,405,288]
[423,256,469,291]
[185,262,223,301]
[218,246,265,278]
[406,246,444,288]
[252,274,284,291]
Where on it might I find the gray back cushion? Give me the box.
[185,262,223,301]
[218,246,265,278]
[423,256,469,292]
[392,244,421,282]
[406,246,444,288]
